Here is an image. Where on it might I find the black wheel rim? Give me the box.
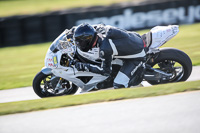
[40,75,76,96]
[153,59,184,83]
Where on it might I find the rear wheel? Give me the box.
[146,48,192,85]
[32,71,78,98]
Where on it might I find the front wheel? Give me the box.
[32,71,78,98]
[146,48,192,85]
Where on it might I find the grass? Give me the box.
[0,23,200,90]
[0,80,200,116]
[0,43,50,90]
[0,0,135,17]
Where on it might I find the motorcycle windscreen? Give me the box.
[49,30,69,53]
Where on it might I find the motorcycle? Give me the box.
[33,25,192,98]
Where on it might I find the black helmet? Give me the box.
[74,23,97,52]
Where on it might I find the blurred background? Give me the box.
[0,0,199,47]
[0,0,200,90]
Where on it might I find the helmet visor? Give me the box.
[74,35,93,52]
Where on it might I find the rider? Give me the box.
[67,23,146,89]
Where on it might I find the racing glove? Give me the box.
[74,61,111,76]
[74,62,90,72]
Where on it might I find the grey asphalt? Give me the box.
[0,91,200,133]
[0,66,200,103]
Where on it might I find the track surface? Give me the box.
[1,91,200,133]
[0,66,200,133]
[0,66,200,103]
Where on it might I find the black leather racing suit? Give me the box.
[74,24,146,88]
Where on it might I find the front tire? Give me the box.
[32,71,78,98]
[146,48,192,85]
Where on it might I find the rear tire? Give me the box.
[146,48,192,85]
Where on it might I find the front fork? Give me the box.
[54,78,63,93]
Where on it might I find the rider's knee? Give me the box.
[128,66,144,86]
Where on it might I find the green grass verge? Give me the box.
[0,43,50,90]
[0,23,200,90]
[0,0,133,17]
[0,80,200,116]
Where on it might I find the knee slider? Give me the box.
[113,82,125,89]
